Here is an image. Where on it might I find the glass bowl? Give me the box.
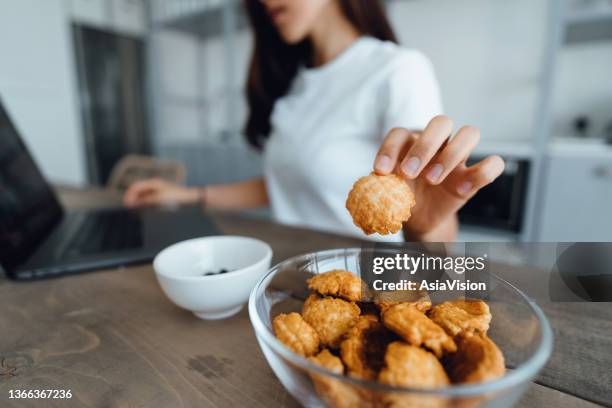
[248,248,553,407]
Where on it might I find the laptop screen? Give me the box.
[0,100,64,271]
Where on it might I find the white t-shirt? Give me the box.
[263,37,443,241]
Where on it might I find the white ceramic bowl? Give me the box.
[154,236,272,320]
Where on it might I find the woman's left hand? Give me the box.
[373,115,505,240]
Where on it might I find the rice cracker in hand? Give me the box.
[346,173,415,235]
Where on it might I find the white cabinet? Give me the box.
[538,146,612,241]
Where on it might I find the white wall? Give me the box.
[0,0,86,185]
[387,0,548,144]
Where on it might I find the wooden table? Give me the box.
[0,189,610,408]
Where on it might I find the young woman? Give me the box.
[124,0,504,242]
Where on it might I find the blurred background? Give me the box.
[0,0,611,242]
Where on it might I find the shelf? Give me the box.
[564,8,612,24]
[472,140,535,159]
[154,0,248,40]
[549,136,612,158]
[564,8,612,44]
[160,87,243,108]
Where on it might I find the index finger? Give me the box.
[374,128,417,175]
[399,115,453,179]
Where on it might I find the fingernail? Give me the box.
[457,181,473,195]
[426,164,444,183]
[375,155,393,173]
[402,156,421,177]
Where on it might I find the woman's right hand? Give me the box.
[123,178,199,208]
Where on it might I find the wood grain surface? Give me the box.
[0,188,609,407]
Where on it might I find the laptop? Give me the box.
[0,99,219,280]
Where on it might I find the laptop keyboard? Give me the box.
[62,210,143,257]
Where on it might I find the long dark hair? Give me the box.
[244,0,398,149]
